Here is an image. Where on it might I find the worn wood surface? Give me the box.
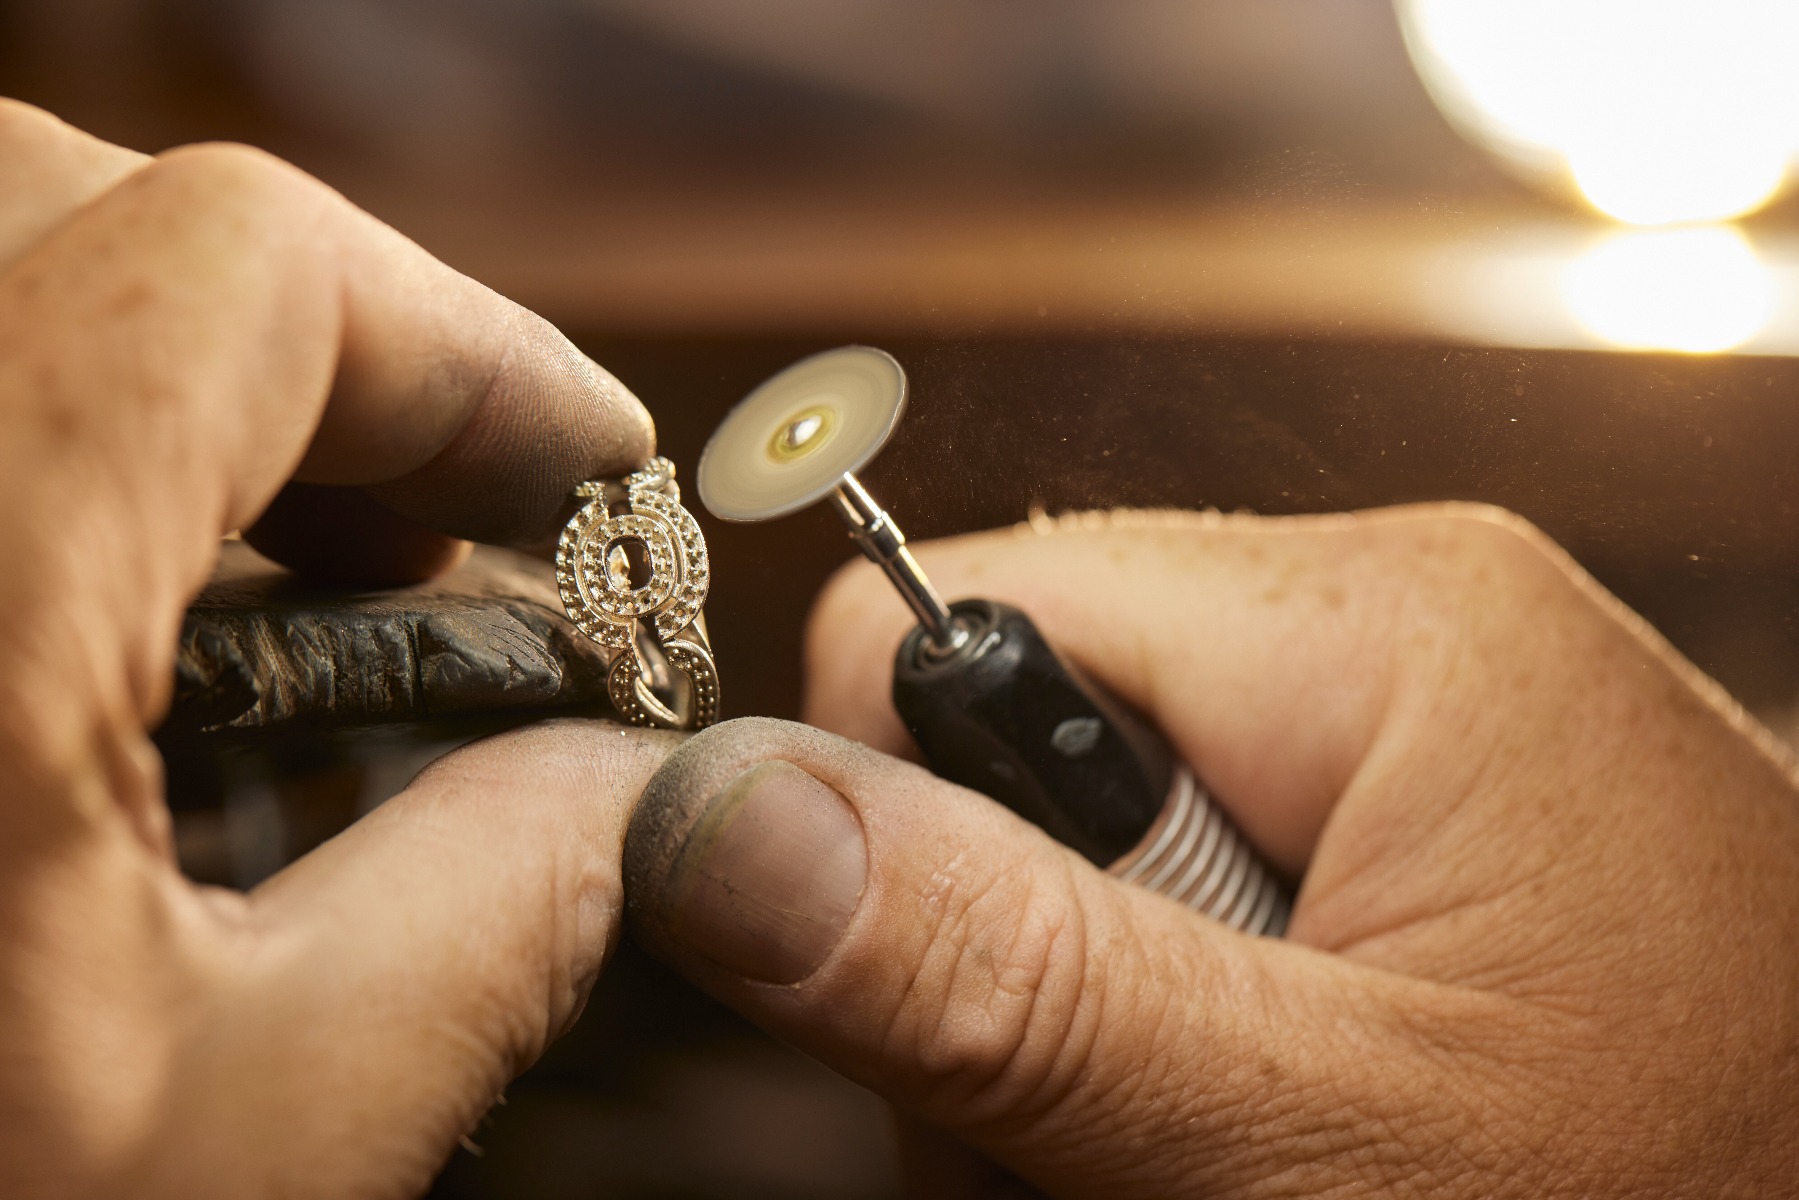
[163,541,614,738]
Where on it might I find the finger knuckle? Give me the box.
[0,97,70,153]
[1372,503,1576,612]
[1427,502,1561,563]
[888,850,1102,1128]
[808,557,890,631]
[803,559,900,670]
[144,141,334,226]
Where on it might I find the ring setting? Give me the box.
[556,456,719,730]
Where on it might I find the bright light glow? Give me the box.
[1400,0,1799,225]
[1562,226,1774,352]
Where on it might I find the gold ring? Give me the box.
[556,457,720,730]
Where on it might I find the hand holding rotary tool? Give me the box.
[694,346,1289,934]
[11,103,1799,1200]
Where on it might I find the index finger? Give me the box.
[0,141,652,762]
[804,511,1408,872]
[802,505,1712,877]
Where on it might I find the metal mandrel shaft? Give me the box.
[829,473,967,652]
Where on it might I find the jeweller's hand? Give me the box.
[626,507,1799,1199]
[0,100,678,1197]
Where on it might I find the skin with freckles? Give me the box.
[0,99,682,1198]
[626,509,1799,1200]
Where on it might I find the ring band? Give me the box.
[556,457,720,730]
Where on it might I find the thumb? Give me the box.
[624,718,1492,1200]
[152,719,683,1196]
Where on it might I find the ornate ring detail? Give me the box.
[557,456,719,730]
[606,635,720,730]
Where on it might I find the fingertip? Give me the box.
[626,718,849,899]
[580,351,656,468]
[354,311,654,546]
[625,719,878,982]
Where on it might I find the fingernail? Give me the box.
[651,760,866,984]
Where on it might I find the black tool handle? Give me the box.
[891,599,1174,864]
[892,599,1290,935]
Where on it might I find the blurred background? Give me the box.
[8,2,1799,1196]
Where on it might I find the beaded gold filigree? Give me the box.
[556,457,719,730]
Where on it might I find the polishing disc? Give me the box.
[697,345,908,522]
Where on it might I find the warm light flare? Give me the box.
[1562,226,1774,352]
[1400,0,1799,225]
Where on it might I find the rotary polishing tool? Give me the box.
[696,346,1290,936]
